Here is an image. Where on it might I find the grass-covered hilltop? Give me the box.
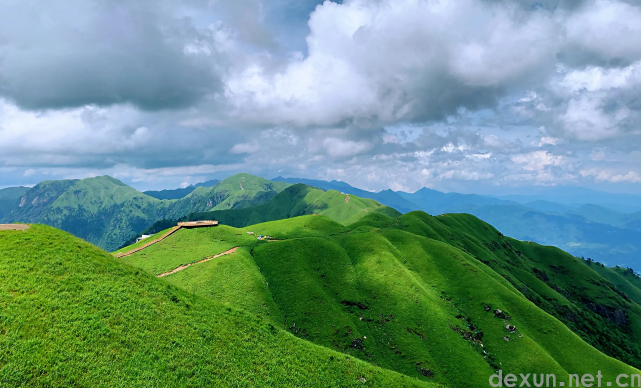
[3,173,641,386]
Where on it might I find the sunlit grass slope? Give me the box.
[406,211,641,368]
[119,212,641,387]
[0,225,437,388]
[119,225,256,276]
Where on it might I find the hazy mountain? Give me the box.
[494,187,641,213]
[0,186,29,218]
[143,179,221,200]
[194,179,220,187]
[272,176,421,213]
[143,186,196,200]
[396,187,519,214]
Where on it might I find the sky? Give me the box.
[1,0,641,194]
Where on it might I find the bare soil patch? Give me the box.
[0,224,30,231]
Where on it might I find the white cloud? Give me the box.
[580,169,641,183]
[512,151,565,171]
[565,0,641,61]
[230,142,261,154]
[322,138,372,158]
[224,0,560,126]
[591,149,606,161]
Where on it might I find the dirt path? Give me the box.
[0,224,29,231]
[157,247,238,278]
[115,226,181,258]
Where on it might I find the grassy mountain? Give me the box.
[2,174,290,251]
[117,211,641,386]
[589,263,641,306]
[1,176,164,251]
[168,173,289,218]
[0,186,29,219]
[0,224,433,387]
[135,184,401,239]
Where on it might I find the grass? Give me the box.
[164,246,284,325]
[590,264,641,306]
[0,225,437,388]
[112,226,175,255]
[118,212,641,387]
[118,225,256,276]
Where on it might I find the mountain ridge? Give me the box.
[2,174,290,251]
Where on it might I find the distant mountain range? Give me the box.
[273,176,641,270]
[143,179,220,200]
[4,173,641,270]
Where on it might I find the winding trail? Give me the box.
[115,226,181,258]
[0,224,29,231]
[157,247,238,278]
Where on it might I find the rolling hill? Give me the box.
[115,211,641,386]
[0,224,433,387]
[1,174,290,251]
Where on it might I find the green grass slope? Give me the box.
[119,213,640,387]
[589,264,641,306]
[409,212,641,368]
[0,224,436,388]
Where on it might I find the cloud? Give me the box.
[0,0,223,110]
[512,151,565,171]
[230,142,261,154]
[564,0,641,64]
[2,0,641,194]
[225,0,560,126]
[580,169,641,183]
[321,138,372,158]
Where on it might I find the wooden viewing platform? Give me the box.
[177,220,219,228]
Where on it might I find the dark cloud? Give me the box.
[0,0,221,110]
